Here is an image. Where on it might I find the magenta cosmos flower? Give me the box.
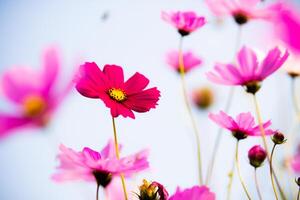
[206,46,289,94]
[205,0,282,25]
[209,111,273,140]
[52,139,149,188]
[0,47,72,138]
[75,62,160,119]
[161,11,206,36]
[169,186,215,200]
[166,50,202,73]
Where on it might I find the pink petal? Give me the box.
[208,111,237,131]
[42,47,60,95]
[123,87,160,113]
[75,62,108,98]
[123,72,150,95]
[237,46,258,78]
[0,113,31,138]
[235,112,255,131]
[83,147,101,161]
[100,139,122,159]
[258,48,289,79]
[103,65,124,88]
[1,67,43,103]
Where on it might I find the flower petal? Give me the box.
[208,111,237,131]
[123,72,150,95]
[123,87,160,113]
[75,62,108,98]
[0,113,31,138]
[103,65,124,88]
[237,46,258,78]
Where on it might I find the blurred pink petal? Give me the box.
[169,185,215,200]
[166,50,203,73]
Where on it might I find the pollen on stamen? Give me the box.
[108,88,127,102]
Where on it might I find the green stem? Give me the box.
[96,184,100,200]
[254,168,263,200]
[226,157,235,200]
[235,141,251,200]
[270,144,279,200]
[112,117,128,200]
[178,36,203,185]
[297,187,300,200]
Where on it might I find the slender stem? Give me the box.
[292,78,300,118]
[205,27,242,185]
[178,36,203,184]
[298,188,300,200]
[96,184,100,200]
[254,168,263,200]
[270,144,279,200]
[226,157,235,200]
[235,141,252,200]
[253,95,287,200]
[206,88,235,185]
[111,117,128,200]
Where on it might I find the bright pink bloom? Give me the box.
[75,63,160,119]
[273,3,300,55]
[161,11,206,36]
[169,186,215,200]
[0,47,72,138]
[206,46,289,89]
[209,111,274,139]
[52,139,149,186]
[205,0,282,25]
[166,50,202,73]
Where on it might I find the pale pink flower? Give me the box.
[206,46,289,93]
[291,152,300,174]
[205,0,283,25]
[161,11,206,36]
[209,111,274,140]
[52,139,149,188]
[166,50,202,73]
[169,185,215,200]
[0,47,72,138]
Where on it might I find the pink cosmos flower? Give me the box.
[209,111,273,140]
[75,62,160,119]
[206,46,289,94]
[274,3,300,55]
[52,139,149,188]
[0,47,72,138]
[166,50,202,73]
[205,0,282,25]
[161,11,206,36]
[169,186,215,200]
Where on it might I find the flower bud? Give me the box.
[272,131,286,145]
[295,177,300,187]
[138,179,169,200]
[248,145,267,168]
[192,87,214,110]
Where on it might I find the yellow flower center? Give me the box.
[108,88,126,102]
[23,95,46,117]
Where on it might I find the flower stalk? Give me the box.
[178,36,203,185]
[235,141,251,200]
[254,169,262,200]
[112,117,129,200]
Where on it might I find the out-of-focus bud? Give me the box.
[272,131,286,145]
[192,87,214,110]
[248,145,267,168]
[138,179,169,200]
[295,177,300,187]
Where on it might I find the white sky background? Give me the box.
[0,0,298,199]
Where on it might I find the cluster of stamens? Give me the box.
[108,88,127,102]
